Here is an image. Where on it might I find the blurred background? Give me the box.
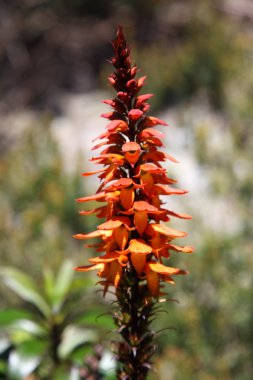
[0,0,252,379]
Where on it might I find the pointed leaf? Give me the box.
[0,267,51,317]
[55,260,74,298]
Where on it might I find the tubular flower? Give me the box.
[74,26,193,298]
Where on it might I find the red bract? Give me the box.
[74,26,193,298]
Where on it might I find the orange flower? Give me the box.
[122,142,141,167]
[144,261,188,296]
[74,26,193,298]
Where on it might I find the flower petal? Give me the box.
[114,226,129,250]
[146,261,182,275]
[73,230,111,240]
[120,187,135,210]
[107,119,129,133]
[82,168,106,176]
[166,210,192,219]
[131,252,146,275]
[128,239,152,254]
[76,192,106,203]
[140,172,154,194]
[148,224,187,238]
[79,206,107,217]
[128,109,143,120]
[154,184,188,195]
[144,116,168,127]
[140,128,165,139]
[134,200,159,213]
[137,75,147,89]
[98,219,122,230]
[167,244,194,254]
[107,178,133,189]
[75,263,104,272]
[89,251,119,263]
[138,163,166,175]
[135,94,153,107]
[122,142,141,152]
[146,270,159,296]
[134,211,148,236]
[98,216,131,230]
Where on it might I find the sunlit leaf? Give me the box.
[7,320,46,338]
[0,268,51,317]
[58,325,97,359]
[8,350,40,379]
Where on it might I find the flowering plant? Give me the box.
[74,27,193,380]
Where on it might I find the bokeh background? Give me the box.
[0,0,252,379]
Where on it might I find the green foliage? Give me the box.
[0,260,114,379]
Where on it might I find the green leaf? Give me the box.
[0,360,8,376]
[44,268,55,304]
[0,267,51,317]
[51,366,77,380]
[16,339,47,357]
[58,325,97,359]
[0,309,33,327]
[45,260,74,311]
[69,345,93,365]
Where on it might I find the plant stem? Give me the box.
[115,266,155,380]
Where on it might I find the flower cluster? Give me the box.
[74,26,193,298]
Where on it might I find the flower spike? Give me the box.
[74,26,193,380]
